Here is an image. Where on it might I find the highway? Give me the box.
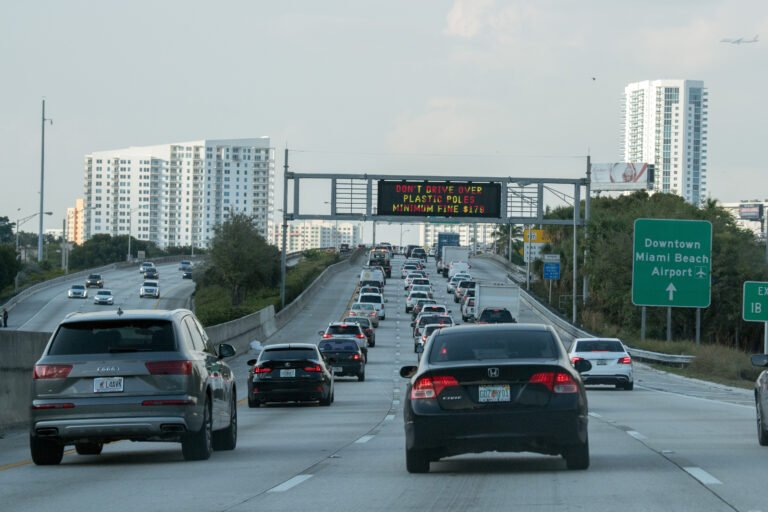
[6,262,194,333]
[0,255,763,512]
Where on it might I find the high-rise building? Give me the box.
[623,80,708,206]
[66,198,86,245]
[83,138,275,249]
[420,223,496,249]
[270,221,362,252]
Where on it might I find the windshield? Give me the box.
[49,320,176,355]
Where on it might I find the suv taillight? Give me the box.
[618,356,632,364]
[145,361,193,375]
[356,333,366,339]
[252,366,272,374]
[33,364,73,379]
[411,375,459,399]
[304,365,322,372]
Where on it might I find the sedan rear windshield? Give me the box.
[49,320,176,355]
[343,317,370,328]
[429,330,557,362]
[575,340,625,352]
[359,295,383,304]
[260,348,318,361]
[319,340,359,352]
[327,325,361,335]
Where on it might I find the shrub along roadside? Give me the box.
[194,249,339,327]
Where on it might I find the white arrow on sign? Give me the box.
[666,283,677,301]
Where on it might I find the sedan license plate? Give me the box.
[94,377,124,393]
[479,385,510,403]
[333,366,343,373]
[280,369,296,378]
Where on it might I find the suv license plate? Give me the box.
[280,369,296,378]
[479,385,510,403]
[597,360,607,365]
[94,377,124,393]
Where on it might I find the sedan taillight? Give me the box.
[411,375,459,400]
[145,361,193,375]
[33,364,73,379]
[528,372,579,394]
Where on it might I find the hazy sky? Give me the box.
[2,0,767,244]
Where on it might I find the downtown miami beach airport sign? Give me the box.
[632,218,712,308]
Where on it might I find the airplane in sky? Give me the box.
[720,35,759,44]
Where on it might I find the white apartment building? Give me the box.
[271,221,362,252]
[721,200,768,240]
[623,80,708,207]
[420,223,497,249]
[66,198,86,245]
[83,138,275,249]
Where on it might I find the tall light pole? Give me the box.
[38,99,53,262]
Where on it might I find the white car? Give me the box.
[461,297,475,322]
[93,289,114,305]
[447,274,471,294]
[405,291,430,313]
[358,293,386,320]
[139,280,160,299]
[67,284,88,299]
[139,261,156,273]
[569,337,634,390]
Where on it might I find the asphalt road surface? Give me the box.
[0,256,762,512]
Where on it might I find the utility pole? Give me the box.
[583,155,591,304]
[38,99,52,262]
[280,148,289,309]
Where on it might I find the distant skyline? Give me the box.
[2,0,767,245]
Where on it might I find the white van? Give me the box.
[359,267,385,288]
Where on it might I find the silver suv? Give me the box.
[29,308,237,465]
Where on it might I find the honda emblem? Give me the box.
[488,368,499,378]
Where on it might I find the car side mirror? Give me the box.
[217,343,236,359]
[751,354,768,367]
[573,359,592,373]
[400,365,418,378]
[318,330,324,335]
[246,358,257,366]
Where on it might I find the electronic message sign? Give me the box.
[376,180,502,218]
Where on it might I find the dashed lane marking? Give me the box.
[355,435,375,444]
[683,467,722,485]
[267,474,314,493]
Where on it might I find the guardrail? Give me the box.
[478,253,696,367]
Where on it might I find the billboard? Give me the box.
[739,203,764,221]
[591,163,653,191]
[376,180,502,218]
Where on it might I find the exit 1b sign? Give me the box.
[743,281,768,322]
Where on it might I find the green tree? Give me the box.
[209,213,280,306]
[0,216,14,244]
[0,245,20,289]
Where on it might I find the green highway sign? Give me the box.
[632,218,712,308]
[743,281,768,322]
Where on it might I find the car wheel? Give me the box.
[182,397,213,461]
[757,398,768,446]
[624,381,634,391]
[358,370,366,382]
[30,435,64,465]
[212,394,237,451]
[405,447,430,473]
[563,436,590,470]
[319,389,332,406]
[75,442,103,456]
[248,391,260,408]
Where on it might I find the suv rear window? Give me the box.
[327,325,361,335]
[359,295,382,304]
[260,348,318,361]
[49,320,176,355]
[575,340,625,352]
[477,309,515,323]
[319,340,359,352]
[430,330,557,362]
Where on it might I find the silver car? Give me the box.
[29,309,238,464]
[67,284,88,299]
[140,280,160,299]
[93,289,114,305]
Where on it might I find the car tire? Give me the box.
[623,381,634,391]
[319,390,332,406]
[212,394,237,451]
[30,435,64,465]
[757,399,768,446]
[563,436,590,470]
[358,370,366,382]
[75,442,103,456]
[182,397,213,461]
[405,447,430,473]
[248,392,260,408]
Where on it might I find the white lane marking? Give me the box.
[355,435,374,444]
[588,412,602,418]
[392,400,400,405]
[396,352,400,356]
[683,467,722,485]
[385,414,395,421]
[627,430,647,440]
[267,474,313,493]
[393,388,400,393]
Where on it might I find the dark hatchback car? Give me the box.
[29,309,238,465]
[319,338,366,381]
[85,274,104,288]
[247,343,334,407]
[143,268,159,280]
[751,354,768,445]
[400,323,592,473]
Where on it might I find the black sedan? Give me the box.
[400,323,592,473]
[319,338,366,381]
[751,354,768,445]
[247,343,334,407]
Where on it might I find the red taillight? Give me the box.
[304,365,323,372]
[351,353,360,360]
[618,356,632,364]
[142,399,195,406]
[145,361,193,375]
[356,333,366,339]
[33,364,73,379]
[528,372,578,394]
[571,356,584,364]
[411,375,459,400]
[252,366,272,374]
[32,402,75,409]
[322,333,333,338]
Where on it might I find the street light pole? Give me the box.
[38,99,52,262]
